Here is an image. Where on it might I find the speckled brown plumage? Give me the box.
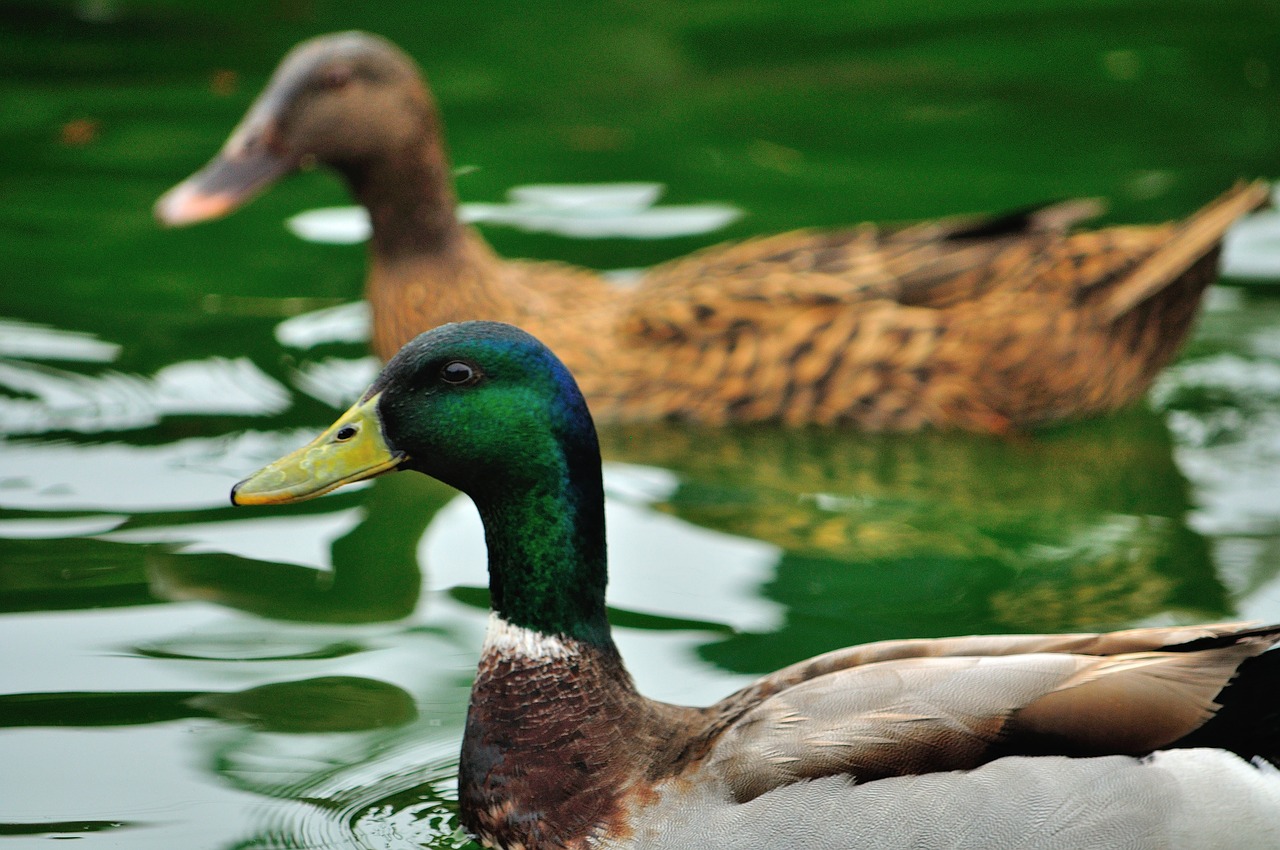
[155,32,1269,431]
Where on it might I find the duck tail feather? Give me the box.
[1099,180,1271,322]
[1171,641,1280,765]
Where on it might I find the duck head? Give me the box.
[233,321,611,644]
[156,31,442,226]
[232,321,601,505]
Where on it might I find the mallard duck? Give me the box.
[232,321,1280,849]
[160,32,1269,430]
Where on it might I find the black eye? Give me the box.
[440,361,476,385]
[335,425,358,442]
[318,64,354,90]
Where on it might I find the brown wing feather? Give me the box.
[706,637,1272,803]
[628,196,1108,331]
[595,188,1258,429]
[623,226,1025,342]
[1008,646,1261,752]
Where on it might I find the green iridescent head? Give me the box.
[233,321,611,644]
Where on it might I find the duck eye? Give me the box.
[319,64,354,90]
[440,361,476,385]
[334,425,358,442]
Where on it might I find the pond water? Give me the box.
[3,2,1280,848]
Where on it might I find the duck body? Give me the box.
[232,321,1280,849]
[468,624,1280,850]
[461,615,1280,850]
[464,619,1280,850]
[158,31,1270,431]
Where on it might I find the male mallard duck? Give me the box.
[160,32,1269,430]
[232,321,1280,849]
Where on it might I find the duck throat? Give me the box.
[340,130,464,264]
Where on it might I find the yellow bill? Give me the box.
[231,393,406,506]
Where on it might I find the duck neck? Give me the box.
[337,122,465,264]
[470,433,614,651]
[456,417,704,847]
[460,459,640,850]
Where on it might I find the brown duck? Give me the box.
[156,31,1268,431]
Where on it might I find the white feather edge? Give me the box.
[481,612,578,662]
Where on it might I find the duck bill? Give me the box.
[231,393,406,506]
[154,118,294,227]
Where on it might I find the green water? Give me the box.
[3,1,1280,847]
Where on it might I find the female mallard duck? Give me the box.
[232,321,1280,849]
[161,32,1270,431]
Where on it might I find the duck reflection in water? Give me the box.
[596,407,1219,672]
[140,401,1220,672]
[146,470,449,623]
[0,676,415,734]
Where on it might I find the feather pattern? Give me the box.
[606,750,1280,850]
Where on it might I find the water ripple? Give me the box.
[0,357,290,435]
[0,317,122,363]
[276,302,373,350]
[291,357,381,409]
[0,430,318,512]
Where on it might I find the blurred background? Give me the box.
[3,1,1280,847]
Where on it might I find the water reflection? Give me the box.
[290,355,380,409]
[0,356,289,436]
[595,409,1220,672]
[0,459,431,623]
[143,473,448,623]
[0,676,414,733]
[1220,185,1280,279]
[1,536,160,612]
[1150,337,1280,621]
[275,302,373,350]
[0,430,314,512]
[0,317,121,363]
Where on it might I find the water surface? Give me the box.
[3,2,1280,847]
